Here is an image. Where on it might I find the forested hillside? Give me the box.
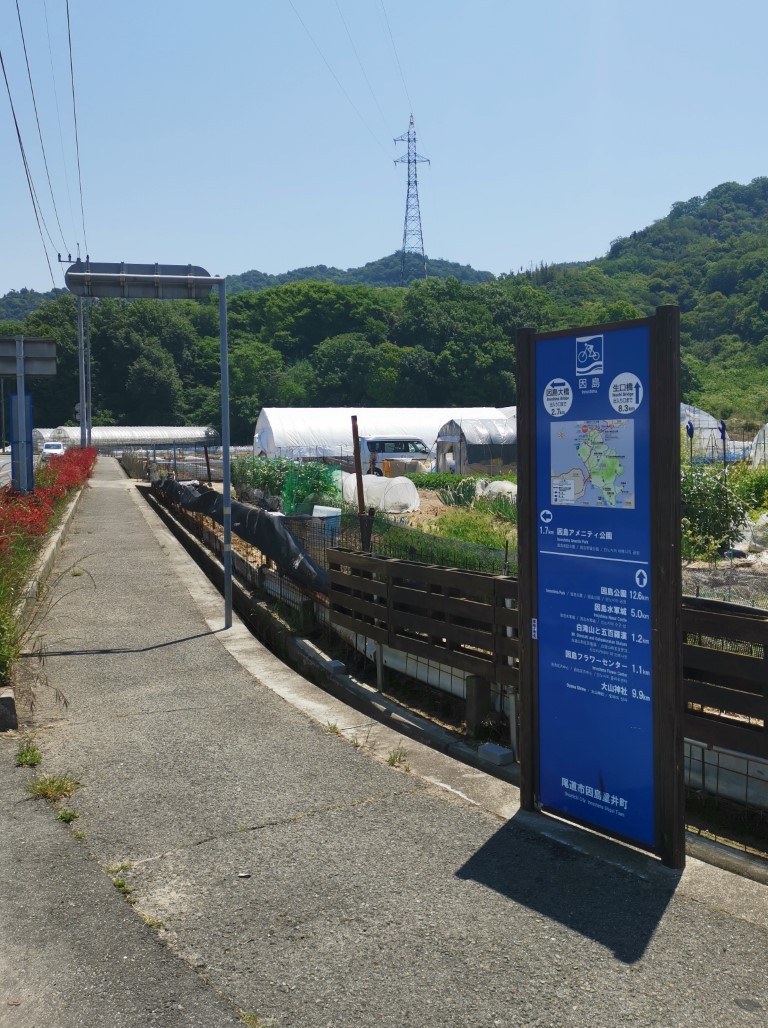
[0,287,67,321]
[0,252,491,319]
[226,252,493,293]
[520,177,768,424]
[4,176,768,441]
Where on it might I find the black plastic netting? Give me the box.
[155,478,329,594]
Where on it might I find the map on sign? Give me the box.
[550,420,635,508]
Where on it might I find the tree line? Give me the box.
[0,277,640,444]
[6,175,768,439]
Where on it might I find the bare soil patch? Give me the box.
[402,489,450,530]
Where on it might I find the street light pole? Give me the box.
[64,262,232,630]
[218,279,232,629]
[77,297,86,448]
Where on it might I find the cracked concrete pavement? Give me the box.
[2,457,768,1028]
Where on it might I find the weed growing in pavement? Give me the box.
[15,735,41,767]
[326,720,340,735]
[73,829,86,842]
[106,861,132,874]
[56,808,78,823]
[140,913,163,930]
[351,721,374,750]
[387,745,409,768]
[27,772,78,801]
[239,1013,275,1028]
[13,557,97,716]
[113,878,136,905]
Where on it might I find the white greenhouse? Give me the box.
[750,425,768,467]
[31,428,57,453]
[679,404,729,461]
[253,407,507,460]
[435,413,517,475]
[47,426,220,451]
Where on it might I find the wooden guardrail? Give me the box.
[683,596,768,759]
[328,549,518,686]
[149,498,768,764]
[328,549,768,761]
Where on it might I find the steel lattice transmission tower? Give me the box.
[394,114,429,286]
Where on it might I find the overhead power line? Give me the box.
[15,0,69,253]
[0,47,57,288]
[334,0,391,139]
[287,0,389,157]
[44,0,77,246]
[379,0,413,114]
[66,0,88,254]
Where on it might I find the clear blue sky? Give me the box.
[2,0,767,296]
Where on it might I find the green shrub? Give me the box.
[369,516,510,574]
[475,494,519,525]
[283,463,341,514]
[231,457,343,513]
[428,508,510,549]
[406,472,473,491]
[437,478,477,507]
[681,464,748,561]
[728,463,768,515]
[230,456,293,496]
[405,471,516,490]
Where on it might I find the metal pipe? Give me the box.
[351,415,370,550]
[219,280,232,629]
[15,335,28,493]
[85,299,92,446]
[77,297,86,448]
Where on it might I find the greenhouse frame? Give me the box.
[435,415,517,475]
[40,426,220,452]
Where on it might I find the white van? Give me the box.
[359,436,432,476]
[41,441,66,462]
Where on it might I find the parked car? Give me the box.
[41,441,66,462]
[358,436,432,476]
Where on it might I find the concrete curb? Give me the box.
[142,484,519,779]
[1,483,88,731]
[137,482,768,885]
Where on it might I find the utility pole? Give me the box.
[394,114,429,286]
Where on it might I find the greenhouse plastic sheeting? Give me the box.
[51,425,220,447]
[679,404,729,458]
[254,407,505,458]
[435,416,517,474]
[155,478,329,594]
[341,473,420,513]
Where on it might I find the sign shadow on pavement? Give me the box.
[455,812,681,964]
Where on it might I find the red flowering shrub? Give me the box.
[0,447,96,555]
[0,447,95,685]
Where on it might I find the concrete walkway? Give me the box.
[1,458,767,1028]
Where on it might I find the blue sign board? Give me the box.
[535,323,655,848]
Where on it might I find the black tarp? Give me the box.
[155,478,329,594]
